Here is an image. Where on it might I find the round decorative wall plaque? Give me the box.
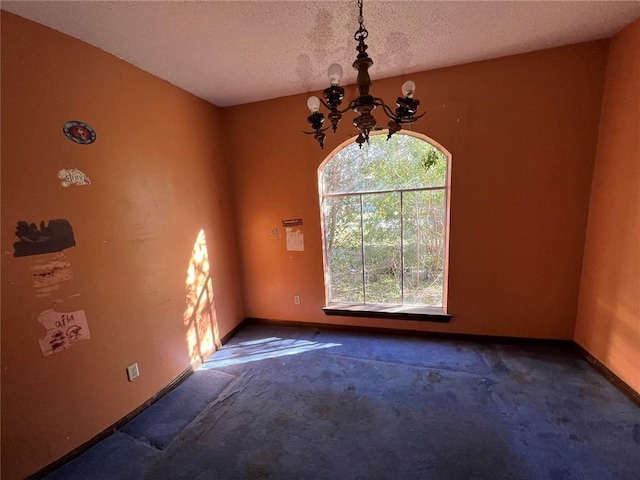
[63,121,96,145]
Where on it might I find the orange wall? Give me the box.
[0,9,630,479]
[575,19,640,393]
[1,13,244,480]
[226,41,608,339]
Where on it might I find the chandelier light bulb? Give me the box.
[327,63,344,86]
[307,95,321,113]
[402,80,416,98]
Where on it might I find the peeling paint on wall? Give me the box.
[13,219,75,257]
[38,309,90,356]
[30,254,73,297]
[35,287,61,298]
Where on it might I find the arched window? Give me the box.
[318,132,450,312]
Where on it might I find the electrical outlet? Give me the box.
[294,295,301,305]
[126,362,140,382]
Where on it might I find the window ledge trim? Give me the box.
[322,303,451,323]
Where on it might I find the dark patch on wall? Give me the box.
[13,220,76,257]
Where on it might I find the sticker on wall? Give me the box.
[286,227,304,251]
[282,218,303,227]
[30,253,73,297]
[63,121,96,145]
[38,308,90,356]
[13,219,76,257]
[58,168,91,187]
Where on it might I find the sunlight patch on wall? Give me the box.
[201,337,341,369]
[184,229,221,367]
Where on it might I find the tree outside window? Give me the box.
[319,133,449,308]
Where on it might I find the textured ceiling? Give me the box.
[3,1,640,107]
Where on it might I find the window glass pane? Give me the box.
[324,196,363,303]
[402,189,445,307]
[362,192,402,304]
[320,133,448,309]
[321,134,446,195]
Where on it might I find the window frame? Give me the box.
[317,131,452,322]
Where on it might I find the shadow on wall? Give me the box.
[184,229,221,367]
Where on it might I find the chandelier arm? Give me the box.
[378,101,399,121]
[397,111,427,124]
[302,127,330,135]
[319,98,352,115]
[344,98,362,113]
[319,99,334,111]
[377,100,427,124]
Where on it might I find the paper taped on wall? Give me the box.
[286,227,304,251]
[38,308,90,356]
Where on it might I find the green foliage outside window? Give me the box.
[321,134,447,307]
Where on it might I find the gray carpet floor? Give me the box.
[46,323,640,480]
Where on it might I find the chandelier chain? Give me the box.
[354,0,368,41]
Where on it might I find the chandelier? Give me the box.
[304,0,424,149]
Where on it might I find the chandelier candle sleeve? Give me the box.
[328,63,344,85]
[303,0,425,149]
[402,81,416,98]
